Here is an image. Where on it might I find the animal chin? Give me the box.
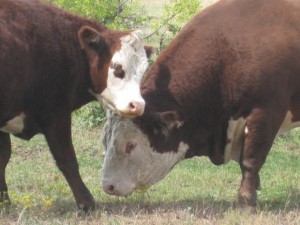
[134,184,150,193]
[101,97,116,111]
[117,111,137,119]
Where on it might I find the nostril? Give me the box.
[127,101,145,115]
[129,102,137,111]
[107,185,115,192]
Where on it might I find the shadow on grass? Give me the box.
[1,189,298,221]
[258,188,300,212]
[91,189,300,219]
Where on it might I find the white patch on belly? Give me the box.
[0,113,26,134]
[224,117,246,163]
[244,126,248,135]
[224,111,300,164]
[277,111,300,136]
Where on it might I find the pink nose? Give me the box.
[128,101,145,116]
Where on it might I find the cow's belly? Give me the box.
[224,111,300,163]
[0,113,26,134]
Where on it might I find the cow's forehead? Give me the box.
[116,32,144,59]
[104,112,138,141]
[113,119,140,138]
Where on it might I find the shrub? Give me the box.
[145,0,201,51]
[45,0,147,30]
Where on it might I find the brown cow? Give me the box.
[101,0,300,212]
[0,0,153,210]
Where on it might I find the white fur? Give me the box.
[224,117,246,163]
[101,112,188,196]
[224,111,300,164]
[0,113,26,134]
[95,31,148,115]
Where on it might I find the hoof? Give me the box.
[77,200,96,212]
[235,196,257,214]
[238,203,257,214]
[0,192,11,206]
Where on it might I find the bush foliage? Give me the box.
[46,0,147,30]
[147,0,201,50]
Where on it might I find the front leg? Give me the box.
[42,113,95,211]
[238,107,286,212]
[0,132,11,204]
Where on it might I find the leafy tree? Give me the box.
[145,0,201,51]
[45,0,147,30]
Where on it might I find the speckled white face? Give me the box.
[101,111,189,197]
[93,31,148,118]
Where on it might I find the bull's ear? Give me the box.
[153,111,183,137]
[78,26,106,53]
[144,45,156,59]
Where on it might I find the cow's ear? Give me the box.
[144,45,156,59]
[159,111,183,130]
[78,26,106,53]
[153,111,183,137]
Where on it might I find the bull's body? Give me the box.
[102,0,300,212]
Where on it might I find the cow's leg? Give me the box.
[0,132,11,204]
[43,114,95,211]
[238,107,286,212]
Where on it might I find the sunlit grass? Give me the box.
[1,0,299,223]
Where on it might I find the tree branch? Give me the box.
[143,13,178,39]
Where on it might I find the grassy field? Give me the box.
[0,118,299,224]
[1,0,299,224]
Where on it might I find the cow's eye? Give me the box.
[125,142,137,155]
[110,62,125,79]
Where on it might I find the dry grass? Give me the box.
[0,1,299,224]
[0,124,299,224]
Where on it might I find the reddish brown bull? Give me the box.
[0,0,153,210]
[102,0,300,212]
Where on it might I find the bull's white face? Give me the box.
[94,31,148,118]
[101,111,188,196]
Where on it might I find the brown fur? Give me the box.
[0,0,136,211]
[134,0,300,210]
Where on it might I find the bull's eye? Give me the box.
[125,142,137,155]
[110,62,125,79]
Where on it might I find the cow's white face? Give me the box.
[101,111,188,196]
[79,27,152,118]
[95,31,148,118]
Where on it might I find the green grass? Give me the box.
[1,0,299,224]
[0,120,299,224]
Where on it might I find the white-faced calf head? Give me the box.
[101,111,188,196]
[78,26,154,118]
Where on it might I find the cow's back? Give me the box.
[0,0,99,123]
[144,0,300,118]
[101,0,300,210]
